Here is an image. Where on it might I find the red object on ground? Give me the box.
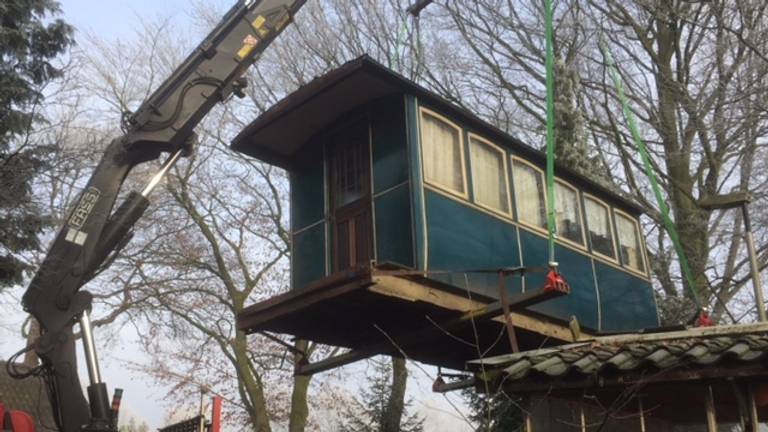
[542,270,570,294]
[695,310,714,327]
[210,396,222,432]
[1,403,36,432]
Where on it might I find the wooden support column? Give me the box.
[705,385,718,432]
[498,271,520,353]
[523,396,533,432]
[748,385,760,432]
[296,284,568,375]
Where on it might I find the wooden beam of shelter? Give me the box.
[295,284,568,375]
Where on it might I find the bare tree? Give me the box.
[16,1,764,430]
[431,0,768,322]
[62,13,350,430]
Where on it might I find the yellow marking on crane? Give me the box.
[236,34,260,60]
[252,15,269,38]
[252,15,266,29]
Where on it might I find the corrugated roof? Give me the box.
[468,323,768,389]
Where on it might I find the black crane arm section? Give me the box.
[17,1,306,431]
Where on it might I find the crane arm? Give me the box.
[18,1,306,431]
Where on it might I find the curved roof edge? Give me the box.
[231,55,644,214]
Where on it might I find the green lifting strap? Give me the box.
[544,0,557,266]
[598,38,703,309]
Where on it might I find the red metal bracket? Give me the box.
[542,270,570,294]
[695,310,714,327]
[1,406,36,432]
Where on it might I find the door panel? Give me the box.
[354,210,371,265]
[329,118,373,272]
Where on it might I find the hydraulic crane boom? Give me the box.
[17,1,306,431]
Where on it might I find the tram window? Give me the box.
[554,181,584,246]
[512,159,546,229]
[469,135,510,214]
[584,195,616,259]
[616,211,646,273]
[420,109,466,196]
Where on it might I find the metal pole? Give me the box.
[141,149,184,197]
[742,204,766,322]
[79,309,102,385]
[199,386,207,432]
[431,377,475,393]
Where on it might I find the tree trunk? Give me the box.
[288,340,311,432]
[23,317,40,367]
[381,357,408,432]
[233,332,272,432]
[653,4,709,302]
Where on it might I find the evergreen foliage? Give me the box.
[0,0,73,286]
[462,388,523,432]
[341,357,424,432]
[548,57,615,190]
[552,59,590,172]
[118,418,150,432]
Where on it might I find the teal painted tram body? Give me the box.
[232,56,659,333]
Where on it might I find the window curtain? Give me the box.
[554,183,582,243]
[513,161,546,227]
[617,214,644,271]
[585,198,614,258]
[422,113,463,193]
[471,139,508,213]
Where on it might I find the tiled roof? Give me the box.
[0,362,56,429]
[468,323,768,388]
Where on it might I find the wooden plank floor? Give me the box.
[237,268,585,370]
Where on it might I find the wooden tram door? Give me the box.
[329,118,373,272]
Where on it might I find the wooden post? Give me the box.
[198,387,207,432]
[748,385,759,432]
[23,317,40,367]
[523,396,533,432]
[498,271,519,352]
[705,385,718,432]
[742,204,766,322]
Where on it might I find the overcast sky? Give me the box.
[60,0,196,39]
[0,1,474,430]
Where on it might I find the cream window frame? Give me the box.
[614,208,648,275]
[511,156,548,233]
[583,193,619,263]
[468,133,512,216]
[553,179,586,249]
[418,107,468,199]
